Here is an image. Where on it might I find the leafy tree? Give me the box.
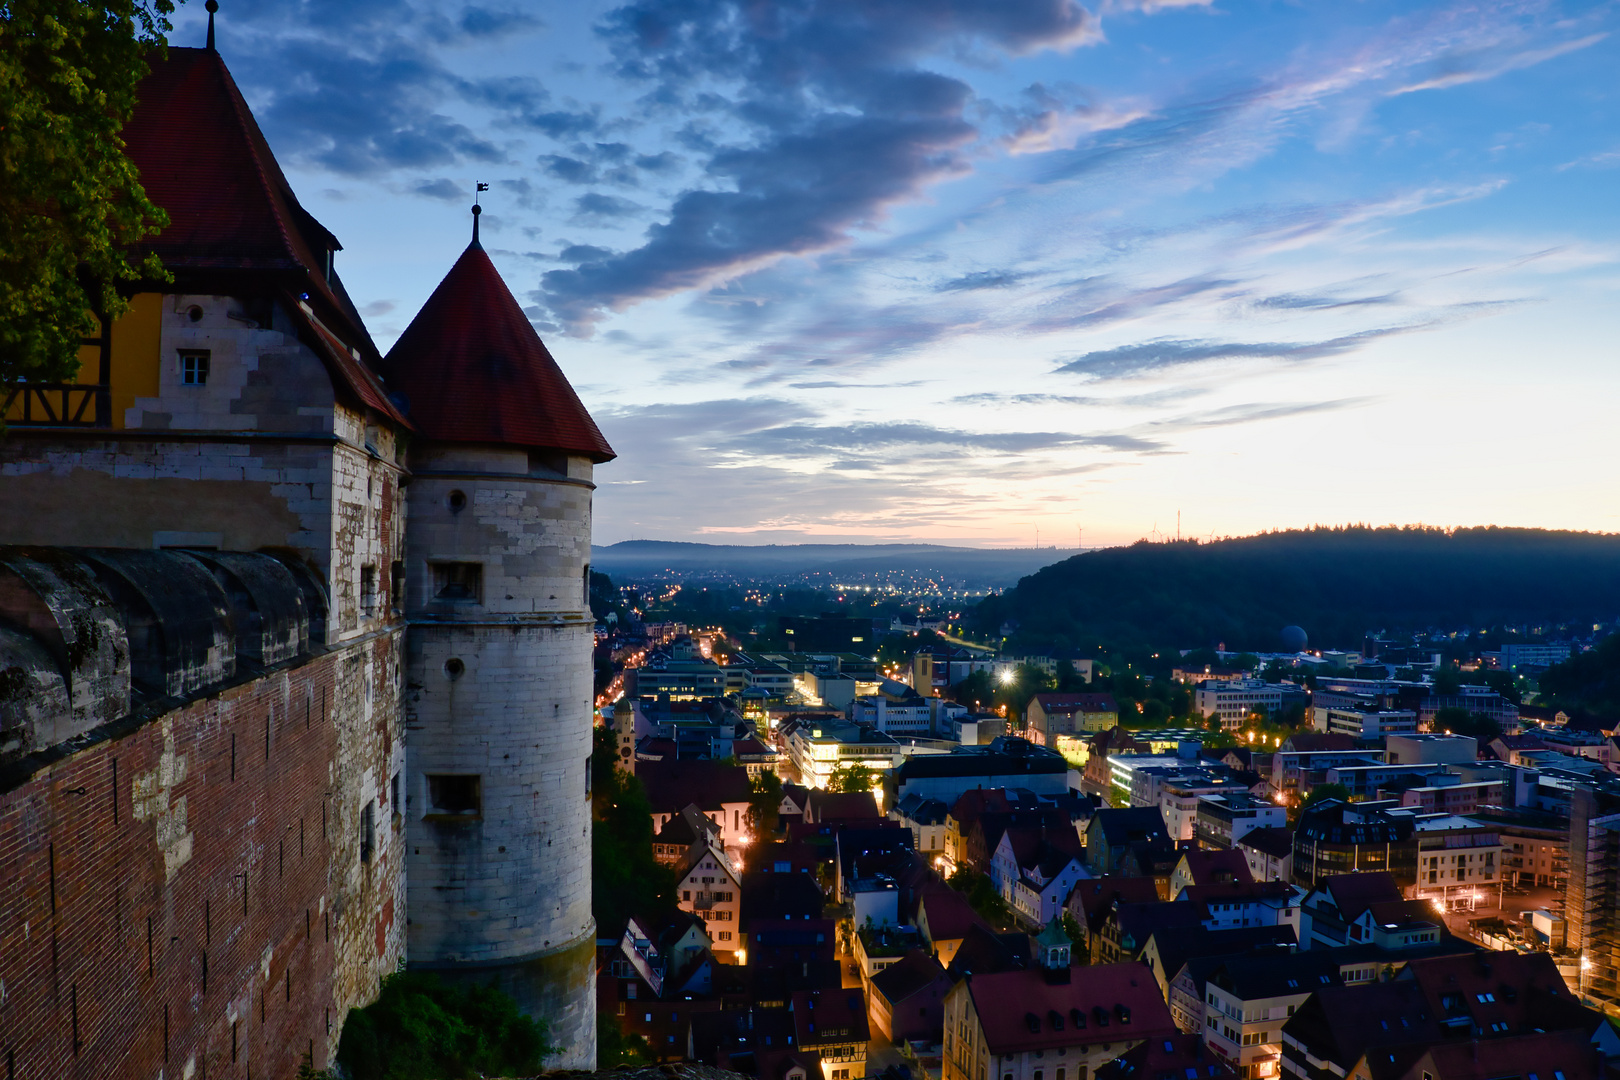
[1540,632,1620,717]
[1432,707,1502,743]
[827,763,876,794]
[1,0,174,393]
[948,668,996,707]
[334,973,554,1080]
[949,869,1007,924]
[1060,912,1086,954]
[597,1011,654,1068]
[592,725,677,937]
[589,570,626,622]
[1432,665,1462,696]
[1302,783,1350,809]
[747,768,783,836]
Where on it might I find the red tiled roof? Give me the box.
[1175,850,1254,887]
[379,241,614,460]
[965,963,1176,1055]
[919,886,987,942]
[123,48,406,425]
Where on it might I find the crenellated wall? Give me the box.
[0,551,405,1078]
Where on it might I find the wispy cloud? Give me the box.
[1390,32,1608,95]
[1053,325,1426,379]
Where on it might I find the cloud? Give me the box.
[572,193,645,221]
[1152,397,1380,430]
[936,270,1032,291]
[458,7,543,38]
[1390,33,1608,96]
[359,300,395,318]
[536,0,1101,333]
[407,178,467,201]
[1053,325,1426,379]
[1256,290,1400,311]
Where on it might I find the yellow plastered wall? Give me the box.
[5,293,162,428]
[107,292,163,428]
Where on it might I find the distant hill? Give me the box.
[971,526,1620,652]
[590,540,1070,588]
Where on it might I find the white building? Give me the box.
[1195,679,1287,729]
[853,694,935,735]
[1323,707,1417,741]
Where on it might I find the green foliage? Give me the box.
[0,0,174,392]
[827,763,876,794]
[1540,633,1620,717]
[1302,783,1350,808]
[1432,665,1462,696]
[1431,707,1502,743]
[296,1053,340,1080]
[590,570,627,622]
[598,1010,655,1068]
[974,527,1620,653]
[748,768,783,835]
[1060,912,1086,952]
[592,725,677,936]
[334,973,553,1080]
[948,868,1008,924]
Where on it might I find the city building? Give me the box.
[1203,952,1342,1080]
[1321,707,1417,742]
[893,737,1075,805]
[1384,733,1478,765]
[783,719,903,790]
[854,693,935,735]
[1025,692,1121,750]
[1195,680,1302,729]
[1195,793,1287,850]
[1235,828,1296,884]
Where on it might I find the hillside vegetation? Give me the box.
[972,526,1620,653]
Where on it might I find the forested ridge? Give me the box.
[972,526,1620,653]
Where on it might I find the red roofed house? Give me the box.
[1168,849,1254,897]
[919,887,993,966]
[945,924,1176,1080]
[945,956,1178,1080]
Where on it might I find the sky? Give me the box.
[187,0,1620,549]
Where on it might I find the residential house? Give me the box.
[1294,873,1443,952]
[919,887,991,967]
[993,830,1088,927]
[654,805,723,865]
[807,789,883,825]
[1094,1032,1237,1080]
[1085,808,1171,875]
[1177,881,1302,935]
[741,871,826,929]
[791,988,871,1080]
[641,758,755,849]
[1235,827,1295,884]
[1277,980,1442,1080]
[943,956,1179,1080]
[1168,850,1254,897]
[1138,926,1298,999]
[676,841,745,957]
[1202,952,1342,1080]
[893,792,951,858]
[869,949,952,1043]
[1065,877,1162,963]
[1386,1029,1604,1080]
[602,911,726,1059]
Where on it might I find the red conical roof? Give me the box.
[380,244,615,461]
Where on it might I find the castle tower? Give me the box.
[380,207,614,1066]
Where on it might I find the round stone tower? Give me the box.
[380,207,613,1067]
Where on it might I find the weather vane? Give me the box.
[471,182,489,245]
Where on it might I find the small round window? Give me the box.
[187,305,204,322]
[448,490,467,513]
[444,658,465,680]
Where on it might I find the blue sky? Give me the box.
[188,0,1620,547]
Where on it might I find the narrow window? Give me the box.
[361,566,378,618]
[360,801,376,863]
[179,350,210,385]
[390,561,405,608]
[426,775,482,819]
[431,562,482,602]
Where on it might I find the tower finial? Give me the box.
[206,0,218,50]
[472,182,489,247]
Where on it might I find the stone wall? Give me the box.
[0,634,403,1077]
[403,448,598,1067]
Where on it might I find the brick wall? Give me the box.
[0,634,404,1079]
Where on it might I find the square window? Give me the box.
[179,350,210,385]
[426,774,482,818]
[432,562,482,602]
